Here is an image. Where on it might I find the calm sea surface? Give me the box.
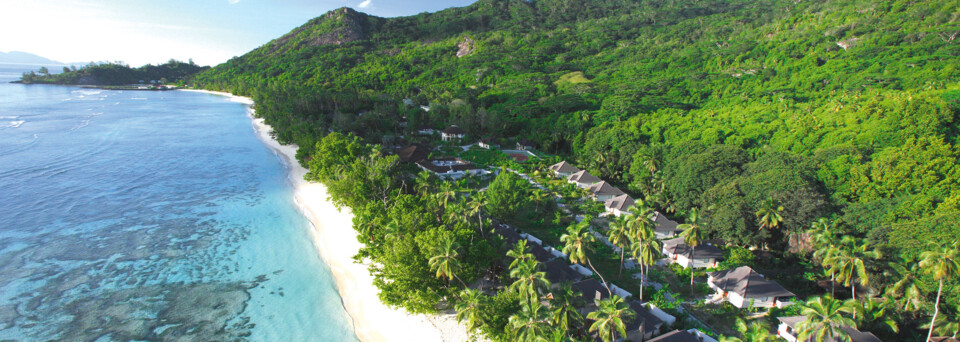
[0,65,356,341]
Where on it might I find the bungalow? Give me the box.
[528,242,556,262]
[567,170,601,188]
[588,181,626,202]
[516,138,535,151]
[441,125,466,141]
[572,279,611,315]
[647,329,719,342]
[623,301,666,341]
[416,158,488,179]
[777,316,881,342]
[707,266,796,308]
[604,194,635,216]
[543,259,583,286]
[548,161,581,178]
[416,126,436,135]
[397,143,431,163]
[477,137,499,149]
[661,238,723,268]
[652,211,681,239]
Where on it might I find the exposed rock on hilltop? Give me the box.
[271,7,366,51]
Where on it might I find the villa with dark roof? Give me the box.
[777,316,881,342]
[567,170,601,188]
[661,238,724,268]
[623,301,667,341]
[548,161,581,178]
[441,125,465,141]
[604,194,635,217]
[652,211,680,239]
[707,266,796,308]
[588,181,626,201]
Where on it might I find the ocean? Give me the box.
[0,65,357,341]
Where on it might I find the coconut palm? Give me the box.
[678,207,704,288]
[720,318,776,342]
[587,295,635,342]
[922,305,959,339]
[507,240,535,270]
[561,216,611,295]
[847,296,898,335]
[455,288,485,331]
[510,259,550,305]
[795,295,856,342]
[509,301,552,342]
[550,282,584,338]
[630,236,661,301]
[824,236,881,302]
[755,199,784,231]
[383,218,403,242]
[607,215,632,278]
[919,241,960,342]
[428,236,466,287]
[437,181,457,208]
[466,192,487,237]
[884,257,926,312]
[530,190,549,212]
[414,170,436,195]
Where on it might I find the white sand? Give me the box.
[181,89,472,342]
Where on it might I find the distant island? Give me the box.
[0,51,65,66]
[15,60,208,87]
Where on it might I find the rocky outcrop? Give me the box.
[456,37,475,58]
[271,7,365,52]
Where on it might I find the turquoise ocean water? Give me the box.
[0,65,357,341]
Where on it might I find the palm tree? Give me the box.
[530,190,549,212]
[466,192,487,237]
[561,216,610,295]
[550,283,584,338]
[509,301,552,342]
[720,318,776,342]
[884,257,926,312]
[607,215,632,278]
[810,219,841,296]
[795,295,856,342]
[455,288,485,331]
[755,198,784,248]
[678,207,704,288]
[383,218,403,242]
[507,240,535,270]
[414,170,435,195]
[437,181,457,208]
[630,236,662,301]
[587,295,635,342]
[847,297,898,335]
[428,236,467,287]
[919,241,960,342]
[510,259,550,305]
[824,236,880,302]
[922,305,959,339]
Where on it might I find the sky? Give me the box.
[0,0,477,67]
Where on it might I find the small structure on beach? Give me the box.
[588,181,626,202]
[707,266,795,308]
[604,194,635,217]
[415,157,487,179]
[567,170,601,189]
[548,161,581,178]
[441,125,465,141]
[661,238,723,268]
[652,211,680,239]
[777,316,881,342]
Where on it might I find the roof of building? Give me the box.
[646,330,700,342]
[572,279,611,302]
[662,238,724,259]
[443,125,465,135]
[543,259,583,284]
[416,158,479,173]
[528,242,555,262]
[517,138,534,146]
[625,301,665,334]
[588,181,626,196]
[604,194,635,211]
[397,143,431,163]
[568,170,601,184]
[778,316,882,342]
[652,211,680,234]
[707,266,795,299]
[478,136,499,145]
[495,225,522,246]
[549,161,581,174]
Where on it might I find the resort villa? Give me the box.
[661,238,724,268]
[587,181,626,201]
[706,266,795,308]
[623,301,667,341]
[777,316,882,342]
[567,170,601,188]
[548,161,581,178]
[515,138,535,151]
[652,211,681,239]
[647,329,720,342]
[415,158,487,179]
[477,137,499,149]
[441,125,466,141]
[604,194,635,216]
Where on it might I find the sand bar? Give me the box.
[180,89,471,342]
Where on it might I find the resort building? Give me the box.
[516,139,535,151]
[777,316,881,342]
[542,259,583,286]
[396,143,431,163]
[548,161,581,178]
[652,211,681,239]
[661,238,723,268]
[477,137,499,149]
[416,126,435,135]
[604,194,635,217]
[706,266,796,308]
[415,158,488,179]
[588,181,626,201]
[441,125,465,141]
[623,301,667,341]
[567,170,601,189]
[647,329,719,342]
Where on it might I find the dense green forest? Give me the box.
[192,0,960,340]
[18,60,207,86]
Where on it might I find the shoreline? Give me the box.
[181,89,471,342]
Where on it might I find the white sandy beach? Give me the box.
[181,89,471,342]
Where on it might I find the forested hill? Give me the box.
[194,0,960,325]
[19,60,207,86]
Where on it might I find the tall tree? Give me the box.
[884,257,926,312]
[587,295,635,342]
[629,235,661,301]
[810,219,840,296]
[678,207,704,288]
[755,198,784,249]
[824,236,881,302]
[455,288,485,331]
[428,235,466,287]
[607,215,632,279]
[509,301,552,342]
[560,216,610,295]
[919,241,960,342]
[549,282,584,339]
[510,259,550,305]
[467,192,488,237]
[720,318,776,342]
[507,240,535,270]
[795,295,856,342]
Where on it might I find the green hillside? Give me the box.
[193,0,960,340]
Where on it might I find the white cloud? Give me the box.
[229,0,240,4]
[357,0,372,9]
